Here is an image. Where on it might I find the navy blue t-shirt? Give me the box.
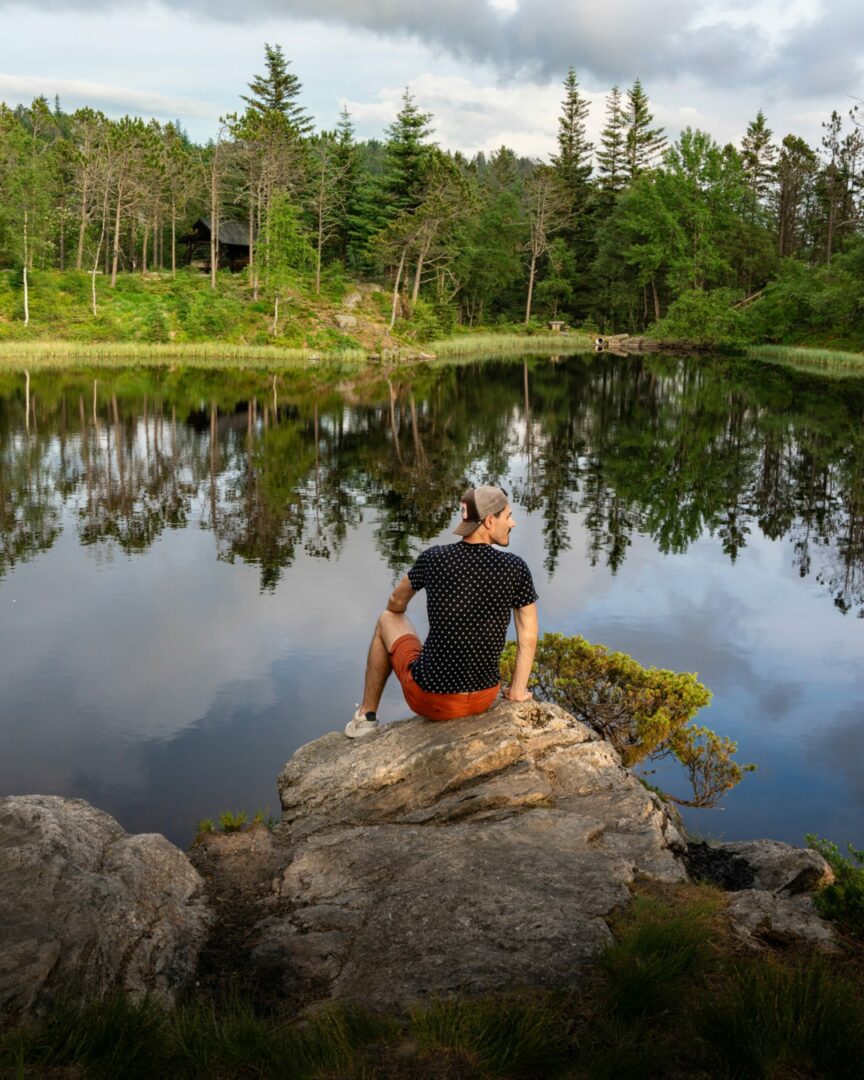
[406,542,538,694]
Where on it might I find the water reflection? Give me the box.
[2,356,864,615]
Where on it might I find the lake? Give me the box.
[1,353,863,849]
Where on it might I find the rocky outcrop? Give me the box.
[0,796,211,1018]
[2,706,841,1020]
[725,890,841,953]
[683,837,836,952]
[246,700,687,1011]
[712,839,834,895]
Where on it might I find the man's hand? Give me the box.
[503,686,533,702]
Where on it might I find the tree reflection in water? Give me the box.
[1,355,863,616]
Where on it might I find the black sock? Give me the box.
[364,711,377,722]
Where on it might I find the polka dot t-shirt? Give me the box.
[406,542,538,694]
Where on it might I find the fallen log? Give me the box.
[595,336,716,355]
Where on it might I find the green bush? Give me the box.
[501,633,754,808]
[401,297,444,342]
[142,307,170,343]
[806,836,864,938]
[650,287,750,345]
[218,810,248,833]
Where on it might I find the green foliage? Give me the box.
[1,993,168,1080]
[741,240,864,349]
[382,89,436,214]
[698,956,864,1078]
[261,193,316,280]
[400,297,448,342]
[142,306,170,343]
[806,836,864,938]
[195,808,276,837]
[0,994,395,1080]
[0,77,862,343]
[501,633,752,808]
[599,892,719,1019]
[650,287,750,345]
[411,994,569,1077]
[195,817,215,837]
[218,809,248,833]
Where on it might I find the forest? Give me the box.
[1,44,863,347]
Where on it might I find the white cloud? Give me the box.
[0,0,860,155]
[0,73,213,119]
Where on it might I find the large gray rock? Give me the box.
[725,890,841,953]
[0,796,212,1018]
[252,700,687,1011]
[714,839,834,894]
[333,313,358,330]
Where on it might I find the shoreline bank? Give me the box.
[0,332,593,372]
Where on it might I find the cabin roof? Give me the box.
[197,218,250,247]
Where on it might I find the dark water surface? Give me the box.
[1,355,863,848]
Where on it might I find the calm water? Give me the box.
[1,355,863,848]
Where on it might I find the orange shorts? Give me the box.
[390,634,500,722]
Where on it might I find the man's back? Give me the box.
[407,542,537,694]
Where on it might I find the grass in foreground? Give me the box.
[4,884,864,1079]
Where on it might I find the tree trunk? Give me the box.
[248,197,255,295]
[110,181,123,287]
[651,277,660,323]
[210,157,219,290]
[315,161,325,295]
[141,220,148,274]
[171,198,177,277]
[524,251,537,325]
[389,246,408,330]
[22,211,30,327]
[91,218,105,316]
[76,168,90,271]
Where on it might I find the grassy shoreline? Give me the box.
[0,333,594,372]
[746,343,864,375]
[3,335,863,376]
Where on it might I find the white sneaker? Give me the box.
[345,706,379,739]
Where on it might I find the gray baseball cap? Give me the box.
[453,486,509,536]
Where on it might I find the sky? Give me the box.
[1,0,862,159]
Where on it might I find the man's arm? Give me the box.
[386,575,417,614]
[504,602,538,701]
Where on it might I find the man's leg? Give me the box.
[359,610,419,714]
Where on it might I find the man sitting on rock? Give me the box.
[346,485,539,738]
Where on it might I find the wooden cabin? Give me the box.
[184,218,251,273]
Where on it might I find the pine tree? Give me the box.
[551,67,592,195]
[624,79,666,181]
[330,107,362,264]
[382,89,436,213]
[596,86,626,192]
[740,110,776,203]
[773,134,818,258]
[550,68,595,322]
[241,43,312,136]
